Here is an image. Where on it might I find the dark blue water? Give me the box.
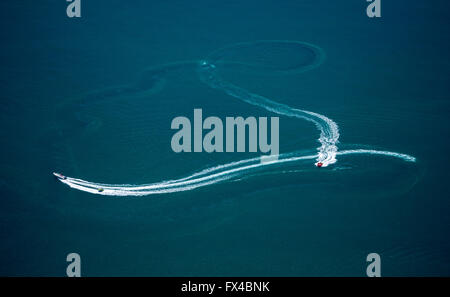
[1,0,449,276]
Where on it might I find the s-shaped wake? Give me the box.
[55,41,416,196]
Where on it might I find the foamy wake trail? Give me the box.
[55,41,416,196]
[58,149,415,196]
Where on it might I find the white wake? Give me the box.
[55,41,416,196]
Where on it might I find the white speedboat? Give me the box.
[53,172,67,180]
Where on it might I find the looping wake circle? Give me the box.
[56,40,416,196]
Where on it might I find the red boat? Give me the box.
[316,162,323,168]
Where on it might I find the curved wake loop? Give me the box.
[55,41,416,196]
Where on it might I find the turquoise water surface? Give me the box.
[0,0,449,276]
